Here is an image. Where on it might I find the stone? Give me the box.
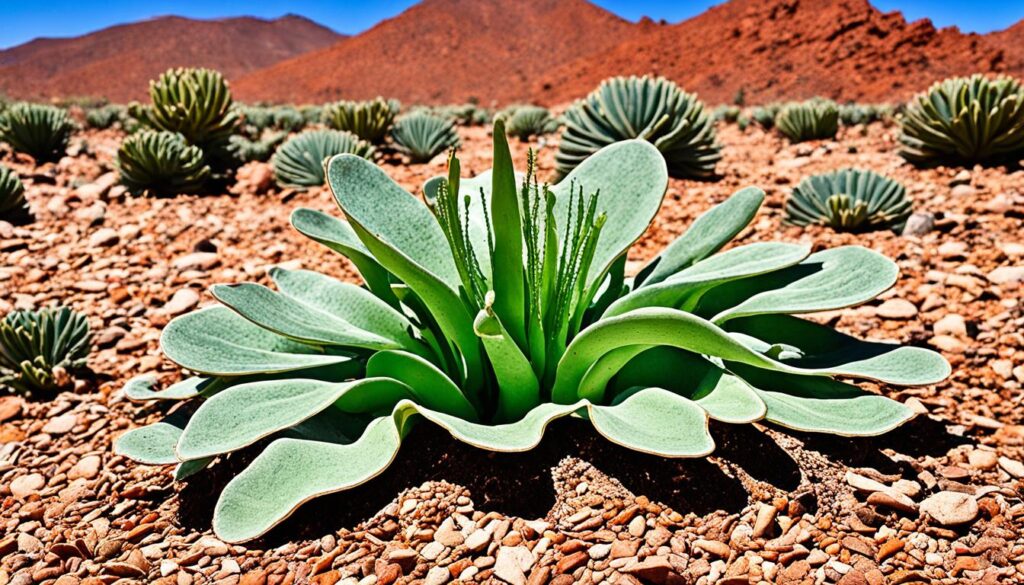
[920,491,979,526]
[866,490,918,515]
[494,546,533,585]
[967,449,998,470]
[420,541,445,561]
[434,518,464,547]
[160,288,200,316]
[609,539,640,559]
[627,515,646,537]
[937,241,967,259]
[845,471,888,493]
[588,543,611,560]
[554,551,588,575]
[930,335,965,353]
[43,413,77,434]
[933,314,967,337]
[988,266,1024,285]
[88,228,119,248]
[464,528,491,552]
[693,539,730,557]
[998,456,1024,478]
[949,170,971,186]
[0,395,25,423]
[875,299,917,320]
[424,566,449,585]
[172,252,220,271]
[69,455,101,480]
[622,556,678,584]
[951,184,976,197]
[901,213,934,236]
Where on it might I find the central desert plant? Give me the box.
[116,122,949,543]
[556,76,721,179]
[0,103,75,162]
[899,74,1024,165]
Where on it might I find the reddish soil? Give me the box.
[231,0,648,105]
[0,15,341,103]
[534,0,1017,106]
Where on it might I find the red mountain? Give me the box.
[232,0,647,105]
[532,0,1016,106]
[0,15,342,102]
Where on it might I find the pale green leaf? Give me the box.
[588,388,714,457]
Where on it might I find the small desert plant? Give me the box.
[324,97,399,144]
[776,99,839,142]
[115,123,948,543]
[300,105,324,124]
[900,74,1024,166]
[751,103,782,129]
[139,68,239,155]
[0,103,75,162]
[785,168,912,232]
[228,132,287,165]
[0,164,29,223]
[271,106,305,132]
[272,129,375,188]
[498,105,558,140]
[556,75,721,179]
[838,103,890,126]
[117,131,211,196]
[238,105,274,133]
[85,104,127,129]
[391,112,460,163]
[0,307,92,398]
[713,105,741,123]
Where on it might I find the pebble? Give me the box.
[68,455,101,480]
[463,528,491,553]
[0,395,24,422]
[875,298,917,319]
[494,546,533,585]
[987,266,1024,284]
[920,491,979,526]
[424,566,449,585]
[694,539,730,558]
[627,515,646,537]
[998,456,1024,478]
[42,413,78,434]
[967,449,998,470]
[11,473,46,498]
[172,251,220,271]
[933,314,967,337]
[88,228,119,248]
[160,288,200,315]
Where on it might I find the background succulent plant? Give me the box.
[228,132,287,165]
[556,75,721,179]
[85,104,128,130]
[785,168,912,232]
[839,103,891,126]
[751,102,782,130]
[496,105,558,140]
[324,97,399,144]
[271,106,306,132]
[390,112,460,163]
[713,105,741,123]
[115,123,947,543]
[0,307,92,398]
[900,74,1024,166]
[138,68,240,158]
[117,130,211,196]
[0,164,29,223]
[0,103,75,162]
[272,129,375,188]
[776,99,839,142]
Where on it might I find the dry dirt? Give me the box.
[1,121,1023,584]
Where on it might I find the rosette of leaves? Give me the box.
[86,104,127,130]
[300,105,324,125]
[556,75,721,180]
[272,129,375,188]
[0,103,75,162]
[752,103,782,129]
[785,168,912,232]
[776,99,839,142]
[839,103,889,126]
[499,105,558,140]
[228,132,287,165]
[139,68,239,155]
[324,98,399,144]
[713,105,741,123]
[238,105,274,133]
[390,112,460,163]
[271,107,305,132]
[0,164,30,224]
[114,121,949,543]
[899,75,1024,166]
[117,131,211,196]
[0,307,92,398]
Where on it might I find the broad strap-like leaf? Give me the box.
[328,154,484,392]
[638,187,765,286]
[705,246,898,323]
[161,307,351,376]
[212,283,400,350]
[213,407,418,543]
[605,242,811,317]
[289,208,396,305]
[551,140,668,292]
[365,350,478,420]
[488,120,527,348]
[124,374,216,401]
[726,314,950,386]
[474,299,540,422]
[113,413,190,465]
[755,390,913,436]
[176,377,410,461]
[587,388,714,457]
[416,400,585,452]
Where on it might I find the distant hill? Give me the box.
[0,15,342,102]
[232,0,648,105]
[532,0,1016,106]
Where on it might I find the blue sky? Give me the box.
[2,0,1022,50]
